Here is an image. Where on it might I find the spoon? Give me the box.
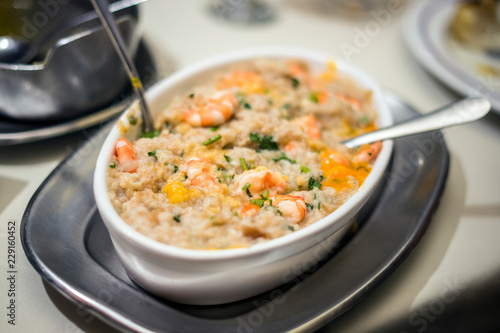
[342,97,491,148]
[90,0,154,132]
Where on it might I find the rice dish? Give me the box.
[107,59,381,250]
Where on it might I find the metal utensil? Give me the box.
[0,36,37,64]
[342,98,491,148]
[90,0,153,132]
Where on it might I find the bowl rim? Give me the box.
[93,45,393,261]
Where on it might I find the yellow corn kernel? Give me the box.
[320,61,337,82]
[306,138,327,151]
[162,180,190,203]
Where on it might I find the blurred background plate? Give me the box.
[403,0,500,114]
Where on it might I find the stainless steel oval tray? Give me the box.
[21,91,449,332]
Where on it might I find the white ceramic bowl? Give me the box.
[94,46,393,305]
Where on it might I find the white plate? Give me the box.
[403,0,500,114]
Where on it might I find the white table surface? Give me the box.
[1,0,500,332]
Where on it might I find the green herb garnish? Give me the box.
[140,129,161,138]
[309,93,319,103]
[109,161,117,168]
[282,103,291,110]
[273,152,296,164]
[360,115,370,125]
[202,134,222,146]
[291,77,300,89]
[173,165,178,173]
[189,93,194,98]
[249,133,278,150]
[224,154,231,163]
[308,177,322,190]
[250,190,271,207]
[240,158,249,171]
[300,165,311,173]
[242,183,252,197]
[306,203,314,210]
[147,150,157,160]
[173,214,181,223]
[287,225,295,231]
[243,102,252,109]
[128,116,138,125]
[250,198,267,207]
[210,126,220,132]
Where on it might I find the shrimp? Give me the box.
[288,61,320,90]
[183,91,237,127]
[186,157,218,187]
[235,166,286,197]
[115,138,138,172]
[217,71,264,94]
[335,93,362,111]
[353,141,382,164]
[295,114,321,140]
[240,202,260,217]
[270,195,306,224]
[321,149,349,167]
[285,115,321,151]
[240,194,306,224]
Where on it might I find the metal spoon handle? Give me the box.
[342,98,491,148]
[90,0,154,132]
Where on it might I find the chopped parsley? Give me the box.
[202,134,222,146]
[287,225,295,231]
[356,165,370,172]
[173,165,179,173]
[147,150,157,160]
[250,198,267,207]
[243,102,252,109]
[140,129,161,138]
[173,214,181,223]
[273,152,296,164]
[250,190,271,207]
[189,93,194,98]
[282,103,291,110]
[360,114,370,125]
[308,177,322,190]
[210,126,220,132]
[242,183,252,197]
[128,116,138,125]
[249,133,278,150]
[109,161,117,168]
[309,93,319,103]
[224,154,231,163]
[306,203,314,210]
[300,165,311,173]
[291,77,300,89]
[240,158,249,171]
